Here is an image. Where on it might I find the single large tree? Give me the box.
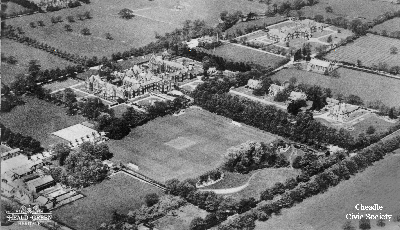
[119,8,134,19]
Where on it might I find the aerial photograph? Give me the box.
[1,0,400,229]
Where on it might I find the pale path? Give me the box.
[199,168,293,194]
[229,89,287,110]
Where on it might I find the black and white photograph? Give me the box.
[1,0,400,229]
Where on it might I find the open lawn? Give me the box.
[111,103,131,117]
[255,150,400,230]
[301,0,400,22]
[107,107,277,182]
[370,18,400,35]
[211,43,286,68]
[1,39,74,85]
[5,0,272,58]
[325,34,400,69]
[53,172,163,230]
[271,68,400,107]
[229,168,299,200]
[0,97,86,148]
[42,79,83,93]
[153,204,208,230]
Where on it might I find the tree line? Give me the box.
[0,123,43,155]
[217,134,400,229]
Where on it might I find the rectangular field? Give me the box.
[255,150,400,230]
[107,107,277,182]
[325,34,400,68]
[0,97,86,148]
[301,0,400,22]
[271,68,400,107]
[211,43,286,68]
[370,18,400,35]
[4,0,272,59]
[1,39,74,85]
[53,172,163,230]
[42,79,83,93]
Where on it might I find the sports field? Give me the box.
[271,68,400,107]
[255,150,400,230]
[370,18,400,35]
[4,0,270,58]
[211,43,286,68]
[1,39,74,85]
[0,97,85,148]
[325,34,400,69]
[107,107,277,182]
[53,172,163,230]
[301,0,400,22]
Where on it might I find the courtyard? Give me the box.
[107,107,277,182]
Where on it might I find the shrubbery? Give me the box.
[0,123,43,154]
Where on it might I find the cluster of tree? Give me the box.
[60,149,110,188]
[1,84,24,112]
[1,54,17,65]
[4,0,42,12]
[223,141,290,173]
[293,44,312,61]
[50,16,63,24]
[371,29,400,39]
[0,123,43,154]
[119,8,134,19]
[183,48,252,73]
[226,135,400,228]
[197,169,222,185]
[193,79,359,150]
[218,11,243,31]
[51,141,113,167]
[98,195,185,229]
[0,4,35,19]
[367,100,399,119]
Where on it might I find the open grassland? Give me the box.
[107,107,277,182]
[325,34,400,68]
[153,204,208,230]
[1,1,30,16]
[255,150,400,230]
[42,79,83,92]
[371,18,400,35]
[301,0,400,22]
[0,97,85,148]
[211,43,286,67]
[5,0,271,58]
[1,39,74,85]
[54,172,163,230]
[271,68,400,107]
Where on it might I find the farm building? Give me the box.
[26,175,56,193]
[268,84,285,97]
[289,91,307,101]
[265,19,326,43]
[247,79,262,89]
[326,99,360,122]
[52,124,105,148]
[306,59,336,74]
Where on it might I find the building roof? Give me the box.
[269,84,284,92]
[26,175,54,189]
[247,79,261,89]
[1,182,16,192]
[36,196,49,205]
[310,59,332,68]
[289,91,307,100]
[52,124,99,144]
[1,154,37,175]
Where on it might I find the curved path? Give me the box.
[198,168,294,195]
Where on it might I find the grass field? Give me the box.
[229,168,299,200]
[53,172,163,230]
[255,150,400,230]
[1,39,74,85]
[211,43,286,68]
[271,68,400,107]
[4,0,271,58]
[325,34,400,68]
[42,79,83,92]
[153,204,209,230]
[301,0,400,22]
[0,97,86,148]
[370,18,400,35]
[107,107,277,182]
